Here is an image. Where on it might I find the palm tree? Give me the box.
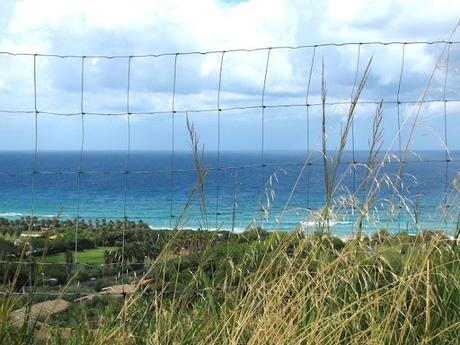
[64,251,74,266]
[104,250,114,264]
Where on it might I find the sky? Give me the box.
[0,0,459,153]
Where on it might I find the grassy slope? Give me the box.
[3,232,460,344]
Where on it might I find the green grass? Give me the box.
[6,233,458,344]
[43,247,116,265]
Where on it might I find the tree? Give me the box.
[104,249,114,264]
[64,250,74,266]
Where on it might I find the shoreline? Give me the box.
[2,214,458,239]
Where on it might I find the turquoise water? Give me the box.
[0,150,458,236]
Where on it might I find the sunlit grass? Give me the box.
[42,247,116,265]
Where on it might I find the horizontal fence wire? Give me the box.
[0,158,455,176]
[0,40,457,58]
[0,99,458,116]
[0,286,238,298]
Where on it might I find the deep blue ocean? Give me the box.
[0,151,458,236]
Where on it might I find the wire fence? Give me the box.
[0,40,459,299]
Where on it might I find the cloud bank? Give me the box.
[0,0,459,153]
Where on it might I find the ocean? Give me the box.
[0,150,458,236]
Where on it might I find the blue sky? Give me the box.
[0,0,459,153]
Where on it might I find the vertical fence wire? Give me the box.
[259,48,271,226]
[261,48,271,164]
[350,44,361,197]
[75,57,85,266]
[28,54,39,292]
[30,55,38,231]
[305,46,316,211]
[170,54,178,229]
[396,43,406,231]
[443,44,451,229]
[122,56,132,287]
[443,44,451,165]
[396,44,406,159]
[215,52,225,230]
[231,171,238,233]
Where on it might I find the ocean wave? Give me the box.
[0,212,23,217]
[0,212,60,218]
[147,225,247,233]
[301,220,352,228]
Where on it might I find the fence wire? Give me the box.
[0,40,459,299]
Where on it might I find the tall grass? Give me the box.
[3,232,459,344]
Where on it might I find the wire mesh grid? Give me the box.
[0,40,459,298]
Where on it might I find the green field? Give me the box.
[43,247,117,265]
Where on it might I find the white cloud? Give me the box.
[0,0,459,150]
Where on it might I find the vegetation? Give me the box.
[44,247,115,265]
[0,226,459,344]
